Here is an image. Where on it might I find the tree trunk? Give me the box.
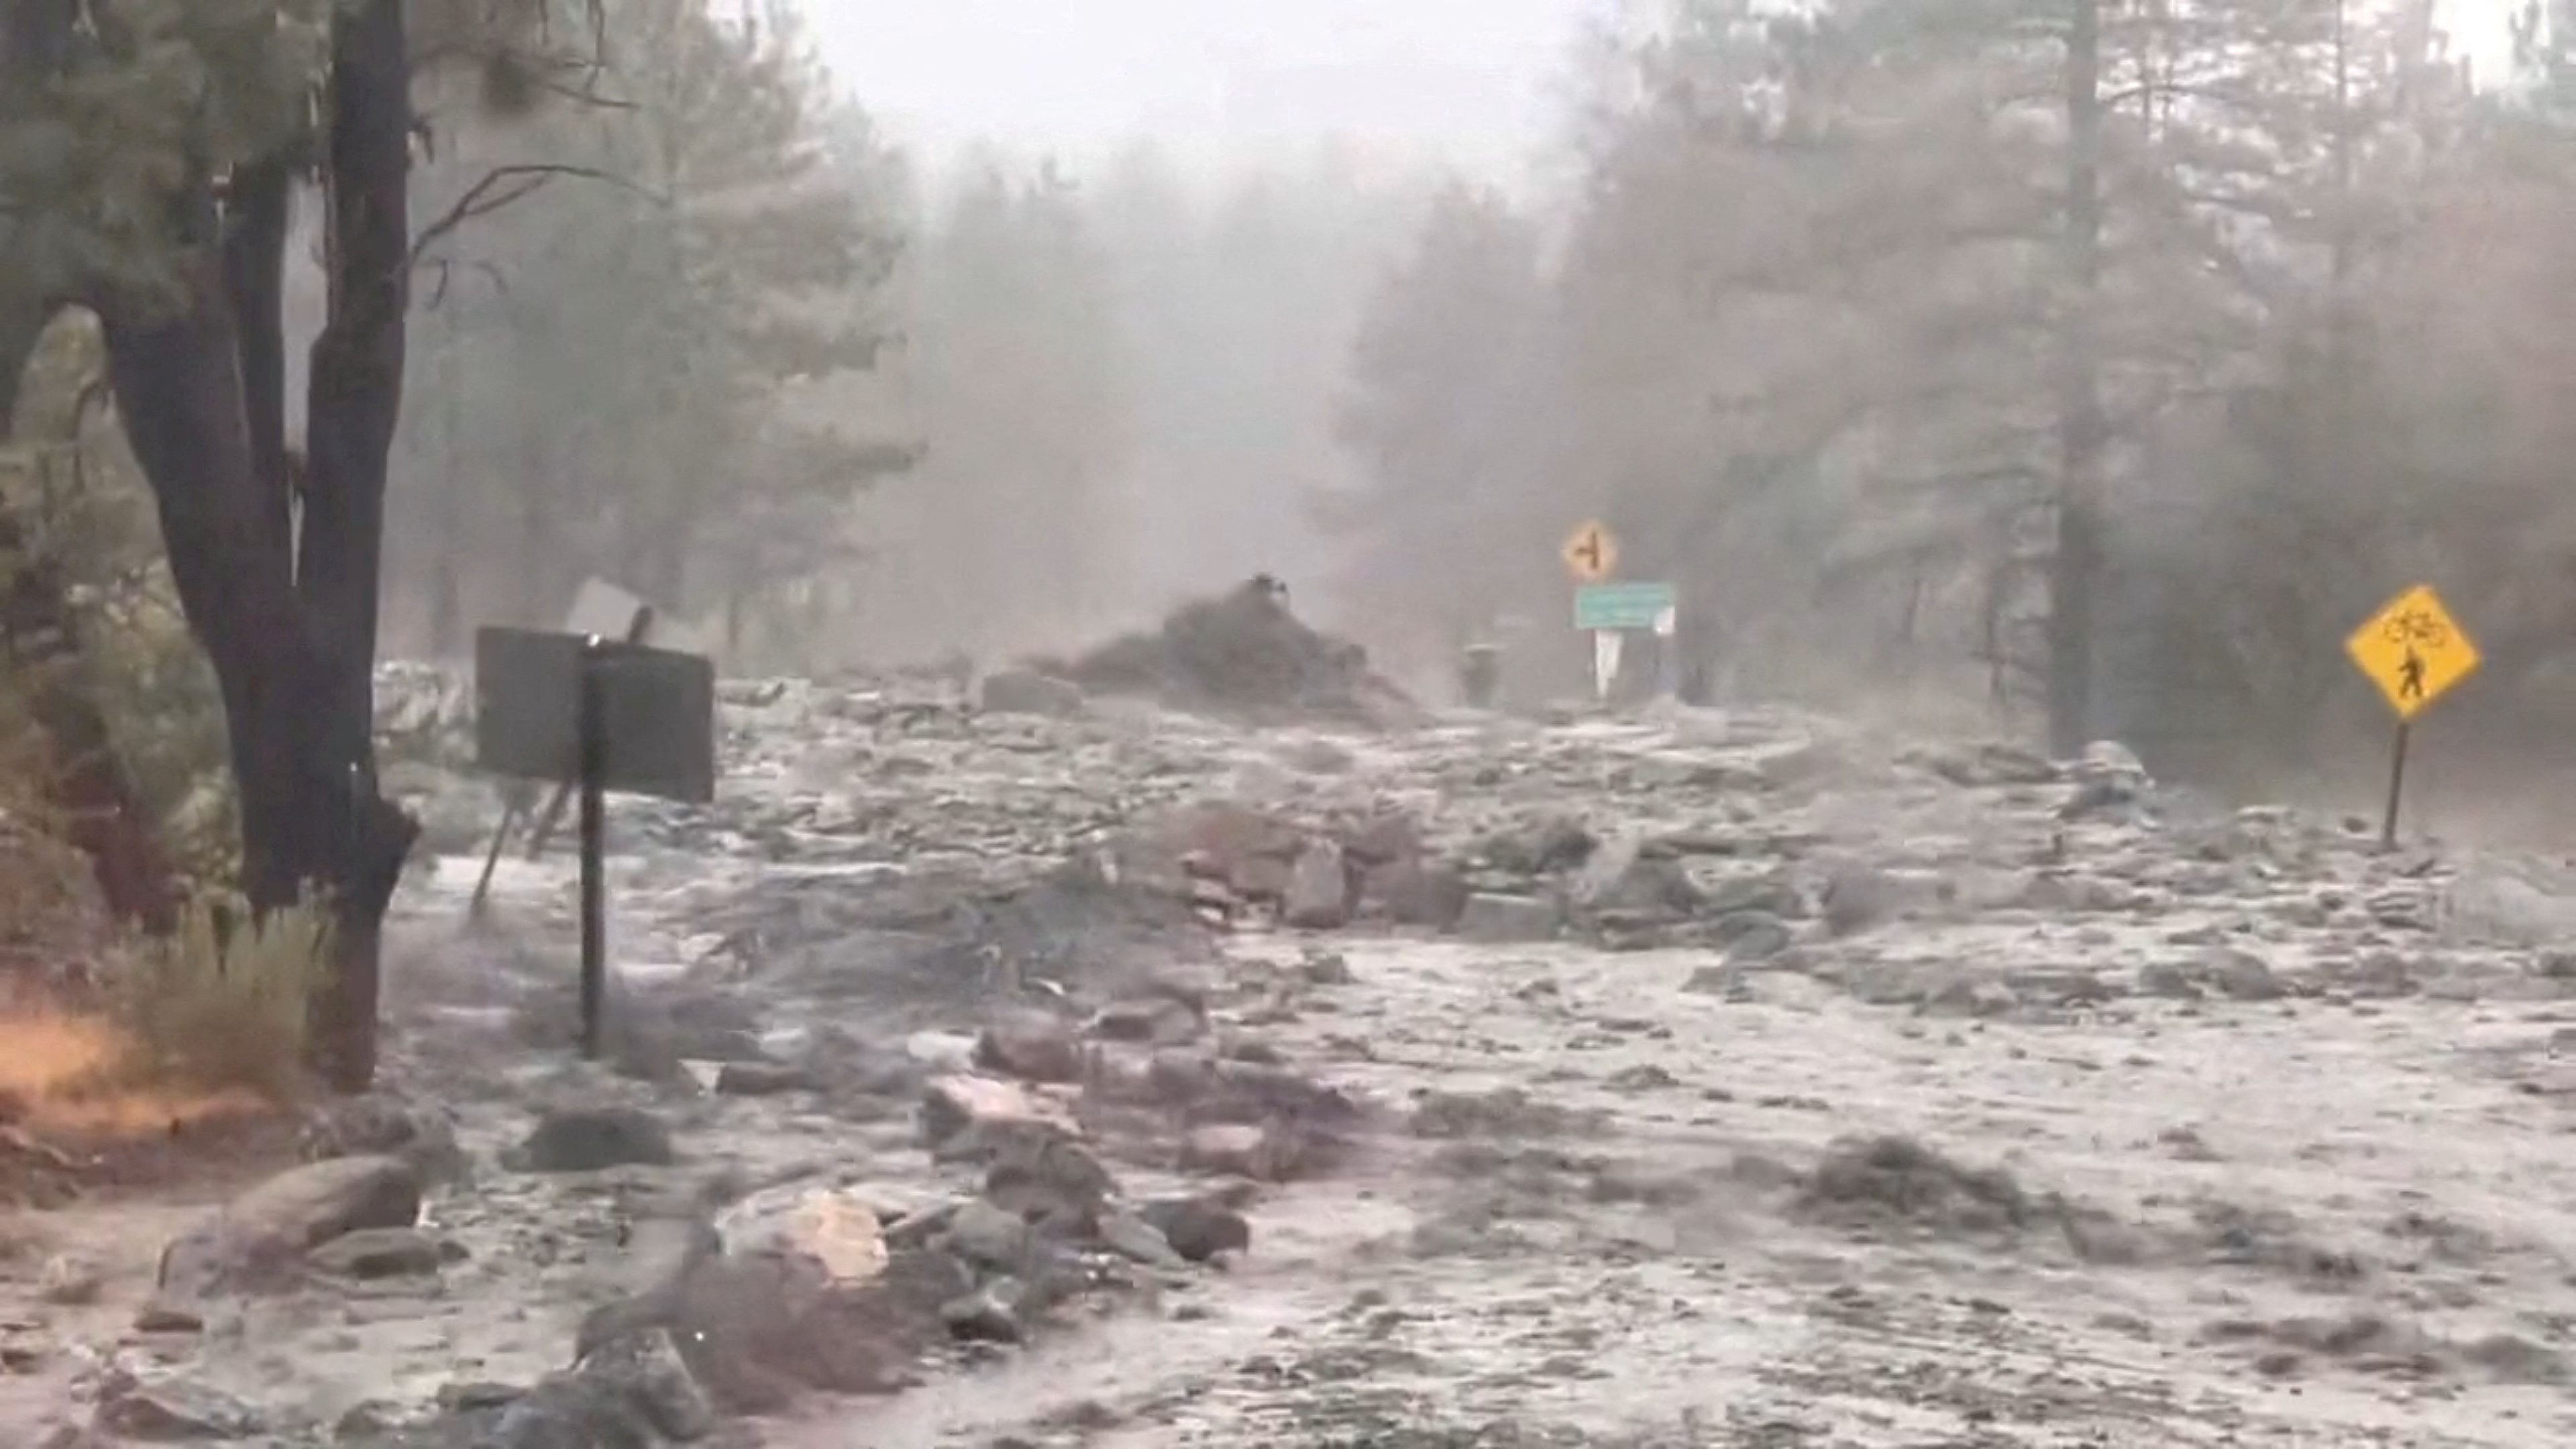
[2047,0,2108,759]
[292,0,419,1091]
[93,0,419,1092]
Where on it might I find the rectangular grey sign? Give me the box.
[474,627,716,804]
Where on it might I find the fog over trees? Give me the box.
[17,0,2576,1079]
[378,1,2576,816]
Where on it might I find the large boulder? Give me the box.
[158,1155,423,1298]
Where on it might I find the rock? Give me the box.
[943,1199,1033,1270]
[712,1061,813,1096]
[298,1093,470,1184]
[1716,912,1795,963]
[983,1130,1116,1228]
[2061,741,2153,819]
[1297,947,1354,985]
[2138,960,2202,1000]
[1456,892,1560,944]
[1923,977,2021,1019]
[1338,813,1421,867]
[95,1379,264,1440]
[715,1185,890,1289]
[622,1248,944,1413]
[1283,839,1353,930]
[918,1075,1076,1150]
[1090,997,1202,1045]
[2207,947,2283,1001]
[1180,1122,1302,1182]
[1481,818,1597,875]
[1140,1195,1252,1263]
[1366,858,1470,929]
[1096,1209,1187,1269]
[1158,802,1305,898]
[979,668,1085,718]
[490,1327,716,1448]
[1819,862,1923,936]
[307,1227,448,1280]
[157,1155,423,1299]
[132,1302,205,1334]
[38,1252,103,1305]
[514,1106,676,1173]
[1584,852,1703,921]
[975,1012,1085,1084]
[1703,872,1804,919]
[941,1278,1026,1343]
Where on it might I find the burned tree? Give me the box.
[1,0,610,1087]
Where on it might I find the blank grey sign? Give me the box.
[474,627,716,804]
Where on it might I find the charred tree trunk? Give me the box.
[94,0,419,1091]
[292,0,420,1090]
[2047,0,2108,759]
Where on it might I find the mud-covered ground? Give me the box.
[8,672,2576,1446]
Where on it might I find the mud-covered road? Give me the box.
[9,668,2576,1446]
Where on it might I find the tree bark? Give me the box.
[2047,0,2108,759]
[94,0,420,1092]
[292,0,419,1091]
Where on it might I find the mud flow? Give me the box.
[7,619,2576,1447]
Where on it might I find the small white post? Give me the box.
[1593,629,1622,701]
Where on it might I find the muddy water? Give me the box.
[794,936,2576,1447]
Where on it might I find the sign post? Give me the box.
[2344,584,2479,849]
[475,627,716,1058]
[1573,580,1678,705]
[577,636,608,1059]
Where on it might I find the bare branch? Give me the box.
[406,162,663,276]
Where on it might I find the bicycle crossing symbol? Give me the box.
[2347,585,2479,721]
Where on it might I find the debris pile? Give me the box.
[1042,576,1417,726]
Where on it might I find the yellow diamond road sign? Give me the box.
[1562,520,1617,584]
[2347,584,2478,721]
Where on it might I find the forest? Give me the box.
[7,0,2576,1083]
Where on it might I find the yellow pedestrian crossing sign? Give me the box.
[2347,584,2477,721]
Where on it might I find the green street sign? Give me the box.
[1574,581,1676,631]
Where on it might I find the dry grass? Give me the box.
[103,892,333,1101]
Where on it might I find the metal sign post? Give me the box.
[577,635,607,1059]
[474,626,715,1059]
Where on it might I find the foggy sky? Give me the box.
[804,1,2523,181]
[800,0,1597,178]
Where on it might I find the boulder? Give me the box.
[974,1012,1086,1084]
[918,1075,1077,1150]
[1282,839,1353,930]
[307,1227,449,1280]
[512,1106,676,1173]
[158,1155,423,1298]
[1140,1195,1252,1263]
[1366,859,1470,929]
[715,1185,890,1289]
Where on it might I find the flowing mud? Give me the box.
[3,668,2575,1446]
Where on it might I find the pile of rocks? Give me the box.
[1036,578,1416,728]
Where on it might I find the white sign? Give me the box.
[564,577,719,655]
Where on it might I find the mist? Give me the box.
[369,0,2576,825]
